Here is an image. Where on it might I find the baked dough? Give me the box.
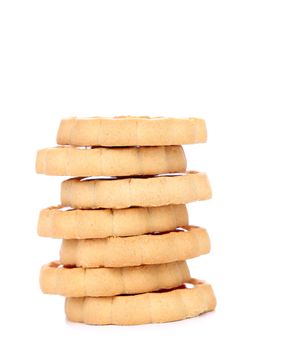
[65,279,216,325]
[57,116,207,146]
[36,145,186,176]
[59,226,210,268]
[38,204,188,239]
[61,171,212,209]
[40,260,190,297]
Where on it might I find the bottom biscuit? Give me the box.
[65,279,216,325]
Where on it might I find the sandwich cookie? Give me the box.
[57,116,207,146]
[36,145,186,176]
[65,279,216,325]
[61,171,212,209]
[40,260,190,297]
[38,204,188,239]
[60,226,210,268]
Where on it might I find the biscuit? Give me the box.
[60,226,210,268]
[40,261,191,297]
[36,145,186,176]
[57,116,207,146]
[61,171,212,209]
[38,204,188,239]
[65,279,216,325]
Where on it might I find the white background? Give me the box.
[0,0,295,349]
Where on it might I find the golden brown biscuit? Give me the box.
[60,226,210,268]
[61,171,212,209]
[65,279,216,325]
[36,145,186,176]
[57,116,207,146]
[40,261,191,297]
[38,204,188,239]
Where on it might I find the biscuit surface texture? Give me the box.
[40,261,191,297]
[57,116,207,146]
[59,226,210,268]
[38,204,188,239]
[65,279,216,325]
[36,145,186,176]
[61,172,212,209]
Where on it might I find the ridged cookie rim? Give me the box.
[38,204,188,239]
[60,171,212,209]
[40,260,191,297]
[57,116,207,146]
[59,225,210,268]
[36,145,186,176]
[65,278,216,325]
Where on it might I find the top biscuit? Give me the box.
[57,116,207,146]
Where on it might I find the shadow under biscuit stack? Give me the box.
[36,116,216,325]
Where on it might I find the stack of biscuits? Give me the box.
[36,116,216,325]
